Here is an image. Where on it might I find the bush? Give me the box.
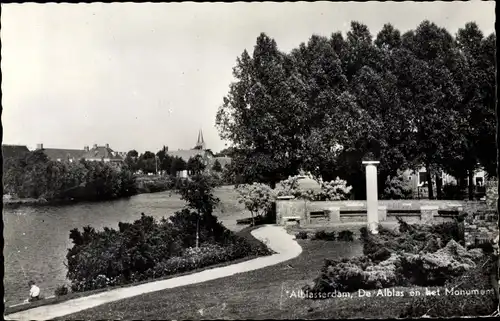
[400,254,499,317]
[67,213,272,292]
[66,174,272,292]
[236,183,275,226]
[304,254,401,295]
[361,218,465,256]
[312,230,336,241]
[54,284,69,297]
[368,247,392,263]
[399,240,482,286]
[337,230,354,242]
[442,183,465,200]
[304,219,490,301]
[276,172,352,201]
[295,231,308,239]
[382,171,413,200]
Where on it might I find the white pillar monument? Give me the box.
[362,160,380,234]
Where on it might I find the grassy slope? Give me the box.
[56,240,365,320]
[58,238,497,320]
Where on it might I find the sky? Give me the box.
[1,1,495,154]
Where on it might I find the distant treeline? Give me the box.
[3,150,137,202]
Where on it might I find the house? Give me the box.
[81,144,124,164]
[402,165,487,198]
[36,143,124,164]
[36,144,86,162]
[2,145,30,161]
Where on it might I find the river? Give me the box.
[3,186,248,306]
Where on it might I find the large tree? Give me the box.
[216,33,307,186]
[399,21,462,199]
[216,21,495,200]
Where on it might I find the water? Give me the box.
[3,186,247,306]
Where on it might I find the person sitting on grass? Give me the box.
[26,280,41,302]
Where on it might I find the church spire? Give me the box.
[195,129,205,150]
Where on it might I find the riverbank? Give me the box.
[3,176,189,208]
[4,225,294,319]
[3,186,248,306]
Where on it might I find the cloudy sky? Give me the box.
[1,1,495,154]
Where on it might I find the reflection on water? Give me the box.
[3,186,246,305]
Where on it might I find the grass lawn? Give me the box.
[56,240,369,320]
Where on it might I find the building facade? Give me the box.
[166,129,231,177]
[35,143,124,164]
[402,166,487,199]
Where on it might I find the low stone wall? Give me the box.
[464,211,498,247]
[464,180,498,247]
[276,198,486,227]
[486,180,498,211]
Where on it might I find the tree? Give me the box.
[176,173,220,247]
[187,155,206,175]
[375,23,402,50]
[216,33,308,186]
[125,150,139,172]
[137,151,157,174]
[236,183,275,226]
[212,159,223,172]
[170,157,187,176]
[215,146,236,157]
[156,146,171,175]
[395,22,462,199]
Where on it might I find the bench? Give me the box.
[309,211,328,219]
[387,209,421,216]
[282,216,302,225]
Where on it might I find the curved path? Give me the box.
[5,225,302,320]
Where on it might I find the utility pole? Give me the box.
[155,155,158,176]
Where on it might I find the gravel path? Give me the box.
[4,225,302,320]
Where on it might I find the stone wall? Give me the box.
[464,180,498,247]
[486,180,498,211]
[464,211,498,247]
[275,198,478,226]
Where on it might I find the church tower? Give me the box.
[194,129,206,150]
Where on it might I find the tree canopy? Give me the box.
[216,21,496,199]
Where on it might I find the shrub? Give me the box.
[337,230,354,242]
[382,171,413,200]
[67,174,272,292]
[400,254,499,317]
[305,254,401,295]
[312,230,336,241]
[442,183,465,200]
[236,183,275,226]
[54,284,69,297]
[295,231,308,239]
[368,247,392,263]
[276,172,352,201]
[399,240,481,286]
